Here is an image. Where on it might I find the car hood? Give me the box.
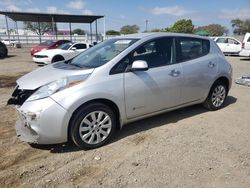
[34,49,65,56]
[17,62,94,90]
[32,45,48,51]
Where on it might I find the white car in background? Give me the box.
[33,42,92,64]
[214,37,242,55]
[239,33,250,57]
[2,39,20,47]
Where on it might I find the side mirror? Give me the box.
[71,47,77,51]
[131,60,148,71]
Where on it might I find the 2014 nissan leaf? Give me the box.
[8,33,232,149]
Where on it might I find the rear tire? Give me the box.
[203,80,228,111]
[69,103,116,149]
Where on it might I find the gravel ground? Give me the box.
[0,48,250,188]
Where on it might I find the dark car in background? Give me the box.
[0,41,8,58]
[30,40,71,56]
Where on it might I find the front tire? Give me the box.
[203,81,228,111]
[52,55,64,63]
[70,103,116,149]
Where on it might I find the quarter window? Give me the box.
[177,37,210,62]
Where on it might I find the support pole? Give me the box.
[5,16,11,47]
[95,20,98,42]
[69,22,72,41]
[103,16,106,41]
[52,16,55,39]
[90,23,92,44]
[15,21,20,44]
[55,22,58,40]
[38,20,41,44]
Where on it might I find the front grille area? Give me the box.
[7,86,36,106]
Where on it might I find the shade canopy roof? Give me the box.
[0,11,103,23]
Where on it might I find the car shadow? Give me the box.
[0,55,16,59]
[240,58,250,61]
[30,96,237,153]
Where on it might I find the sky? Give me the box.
[0,0,249,34]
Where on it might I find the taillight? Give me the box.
[242,42,245,49]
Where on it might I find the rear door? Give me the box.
[176,37,218,103]
[124,37,182,119]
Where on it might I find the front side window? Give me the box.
[177,37,210,62]
[73,43,87,49]
[110,37,174,74]
[132,37,174,68]
[70,38,138,68]
[228,38,239,44]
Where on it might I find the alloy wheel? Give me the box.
[79,111,112,145]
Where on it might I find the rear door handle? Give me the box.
[169,69,181,77]
[208,62,216,68]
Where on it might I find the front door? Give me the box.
[124,37,182,119]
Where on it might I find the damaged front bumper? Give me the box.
[13,97,72,144]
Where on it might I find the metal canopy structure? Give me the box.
[0,11,105,44]
[0,11,103,23]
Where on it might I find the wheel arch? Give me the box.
[67,98,121,141]
[52,54,65,63]
[214,76,230,92]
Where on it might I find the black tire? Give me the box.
[69,103,116,149]
[4,49,8,58]
[52,55,64,63]
[203,80,228,111]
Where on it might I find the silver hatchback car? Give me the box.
[8,33,232,149]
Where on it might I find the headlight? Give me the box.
[26,74,90,102]
[34,55,48,58]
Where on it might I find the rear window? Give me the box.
[177,37,210,62]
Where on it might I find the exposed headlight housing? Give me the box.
[26,74,90,102]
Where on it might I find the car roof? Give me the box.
[115,32,211,40]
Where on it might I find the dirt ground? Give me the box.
[0,47,250,188]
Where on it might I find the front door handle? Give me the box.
[169,69,181,77]
[208,61,216,68]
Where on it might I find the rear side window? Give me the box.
[176,37,210,62]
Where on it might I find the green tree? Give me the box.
[106,30,120,35]
[194,24,228,36]
[231,19,250,35]
[120,25,140,34]
[72,28,85,35]
[168,19,194,33]
[24,21,56,35]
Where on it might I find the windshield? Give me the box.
[59,42,74,50]
[70,38,138,68]
[39,40,55,46]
